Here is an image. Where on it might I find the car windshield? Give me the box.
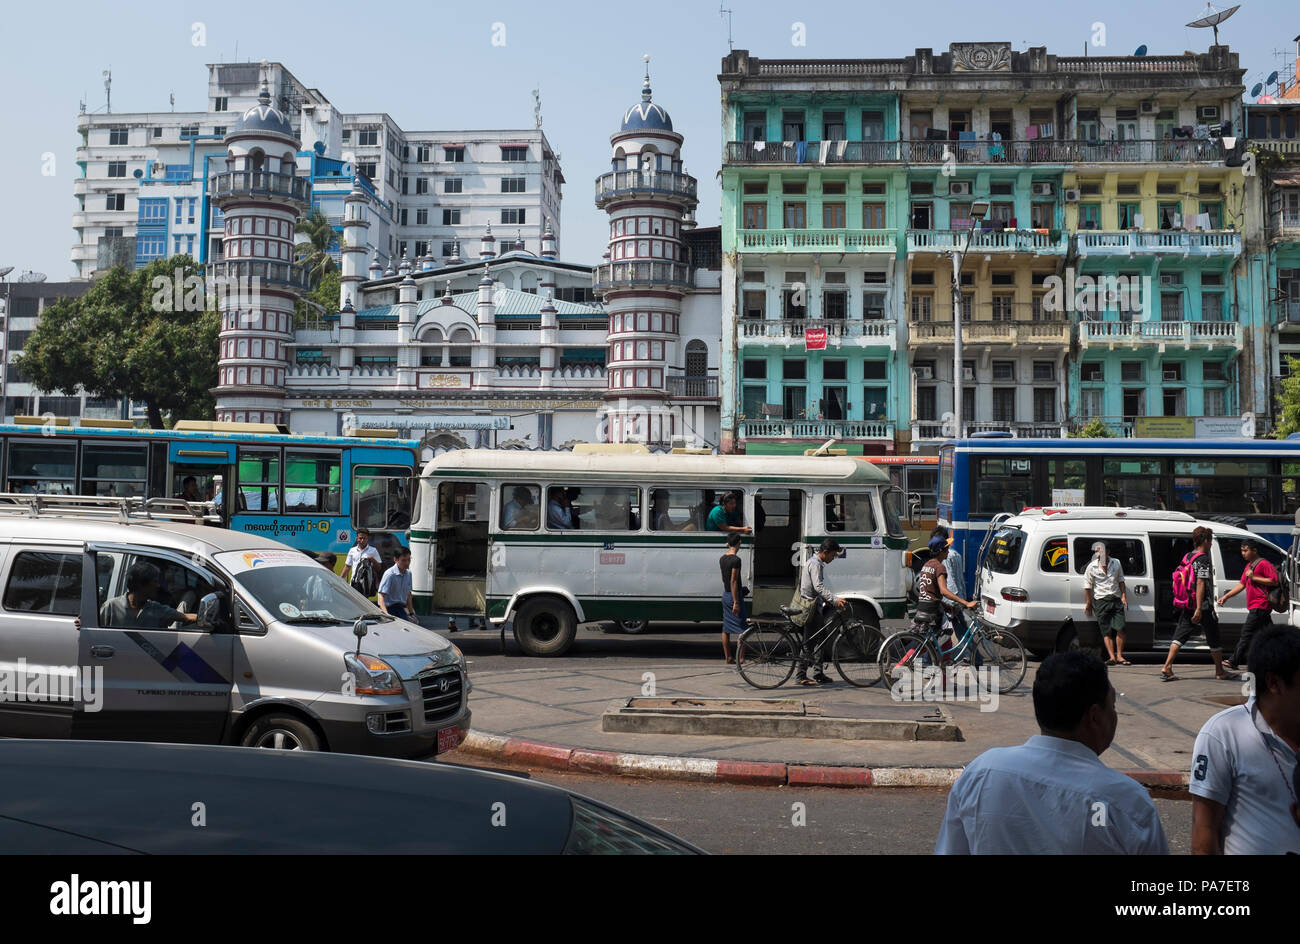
[234,565,383,624]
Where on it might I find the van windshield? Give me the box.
[985,527,1026,574]
[234,565,382,624]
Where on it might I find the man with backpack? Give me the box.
[1160,526,1238,683]
[343,528,381,598]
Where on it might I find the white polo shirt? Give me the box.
[935,735,1169,854]
[1190,699,1300,855]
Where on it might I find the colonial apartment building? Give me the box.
[718,43,1252,454]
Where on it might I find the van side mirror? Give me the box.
[197,592,221,629]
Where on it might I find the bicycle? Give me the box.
[877,604,1027,695]
[736,603,885,690]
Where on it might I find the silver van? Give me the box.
[0,496,470,757]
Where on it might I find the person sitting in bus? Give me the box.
[100,562,200,629]
[503,486,539,530]
[547,488,577,530]
[707,491,752,535]
[651,490,696,531]
[180,476,201,503]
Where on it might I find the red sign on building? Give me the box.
[804,327,828,350]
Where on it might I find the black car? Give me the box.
[0,740,703,854]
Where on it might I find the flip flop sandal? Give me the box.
[1105,659,1119,666]
[1216,673,1241,682]
[1119,660,1133,666]
[797,678,817,687]
[1160,672,1179,682]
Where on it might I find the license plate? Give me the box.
[437,725,460,753]
[984,598,995,614]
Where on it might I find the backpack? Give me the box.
[1268,579,1290,614]
[350,556,377,597]
[1171,550,1204,610]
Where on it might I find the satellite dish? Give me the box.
[1135,45,1148,57]
[1252,83,1264,97]
[18,271,47,283]
[0,266,13,278]
[1186,3,1240,44]
[1267,71,1280,86]
[132,168,143,178]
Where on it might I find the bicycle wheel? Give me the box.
[877,630,935,696]
[976,627,1028,693]
[832,619,885,687]
[736,624,799,690]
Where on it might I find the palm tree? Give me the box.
[295,209,338,291]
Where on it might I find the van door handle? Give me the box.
[1133,585,1149,595]
[89,645,115,658]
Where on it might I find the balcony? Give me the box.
[209,171,310,207]
[208,259,309,292]
[740,419,895,441]
[738,228,895,253]
[1075,230,1242,257]
[1270,209,1300,241]
[724,138,1225,166]
[911,421,1067,441]
[1078,319,1242,350]
[666,376,719,399]
[907,229,1066,254]
[592,261,693,293]
[740,318,897,349]
[595,170,698,208]
[908,317,1070,347]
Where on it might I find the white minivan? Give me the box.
[976,507,1287,655]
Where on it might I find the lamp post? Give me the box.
[951,201,989,439]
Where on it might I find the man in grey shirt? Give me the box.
[796,538,846,686]
[99,561,200,629]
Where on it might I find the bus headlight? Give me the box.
[344,653,404,695]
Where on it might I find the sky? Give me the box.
[1,0,1296,282]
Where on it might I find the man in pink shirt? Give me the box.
[1216,539,1279,672]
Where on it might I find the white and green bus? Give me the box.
[410,450,910,656]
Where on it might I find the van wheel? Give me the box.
[241,714,321,751]
[513,598,577,656]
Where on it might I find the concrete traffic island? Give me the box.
[600,697,960,741]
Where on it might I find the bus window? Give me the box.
[500,484,541,531]
[974,458,1035,515]
[824,493,876,533]
[1284,462,1300,516]
[649,488,702,532]
[909,468,938,516]
[1048,458,1086,495]
[938,449,954,506]
[237,449,280,513]
[556,486,640,532]
[7,441,76,494]
[1171,459,1270,516]
[285,451,342,514]
[353,465,412,531]
[81,444,147,498]
[1102,458,1165,509]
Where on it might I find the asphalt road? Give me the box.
[444,754,1195,854]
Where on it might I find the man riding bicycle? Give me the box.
[916,536,977,652]
[795,538,846,686]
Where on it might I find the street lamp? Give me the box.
[951,200,989,439]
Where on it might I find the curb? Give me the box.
[455,731,1191,793]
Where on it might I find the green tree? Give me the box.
[295,208,338,290]
[1069,418,1116,439]
[294,268,341,328]
[1274,356,1300,438]
[16,256,219,429]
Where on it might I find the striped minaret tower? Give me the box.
[594,57,698,445]
[211,69,310,424]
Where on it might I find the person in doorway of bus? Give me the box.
[1217,539,1278,671]
[719,533,747,664]
[794,538,847,686]
[378,546,414,621]
[1161,526,1238,683]
[707,491,751,536]
[1084,541,1130,666]
[343,528,381,589]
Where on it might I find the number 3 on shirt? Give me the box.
[1193,754,1208,781]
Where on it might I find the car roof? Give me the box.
[0,516,294,555]
[0,740,702,854]
[997,508,1263,541]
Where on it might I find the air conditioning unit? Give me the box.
[1197,105,1220,122]
[914,366,934,381]
[949,181,972,196]
[1063,188,1081,203]
[1032,182,1055,197]
[1159,273,1181,286]
[1140,100,1159,115]
[1163,370,1180,381]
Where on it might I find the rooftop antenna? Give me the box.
[169,91,175,111]
[532,87,542,129]
[1185,3,1240,46]
[719,4,733,52]
[102,69,111,114]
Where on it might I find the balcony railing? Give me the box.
[1270,209,1300,239]
[911,421,1067,440]
[740,419,896,440]
[1078,319,1242,348]
[208,259,309,291]
[666,376,719,398]
[908,318,1070,345]
[595,170,698,205]
[738,228,895,252]
[1075,230,1242,256]
[592,261,693,293]
[740,318,897,346]
[724,138,1226,166]
[907,229,1066,253]
[209,171,311,205]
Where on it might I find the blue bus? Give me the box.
[938,435,1300,589]
[0,420,419,569]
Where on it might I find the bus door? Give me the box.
[433,481,491,616]
[167,441,234,523]
[752,488,804,615]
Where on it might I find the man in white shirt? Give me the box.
[1083,541,1130,666]
[342,528,381,589]
[936,650,1169,854]
[1190,624,1300,854]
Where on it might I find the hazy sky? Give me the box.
[1,0,1295,281]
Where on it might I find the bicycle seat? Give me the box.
[779,605,802,618]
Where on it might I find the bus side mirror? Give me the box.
[907,492,922,525]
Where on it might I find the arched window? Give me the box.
[685,340,708,378]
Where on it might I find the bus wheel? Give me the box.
[844,601,881,633]
[513,597,577,657]
[615,619,650,634]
